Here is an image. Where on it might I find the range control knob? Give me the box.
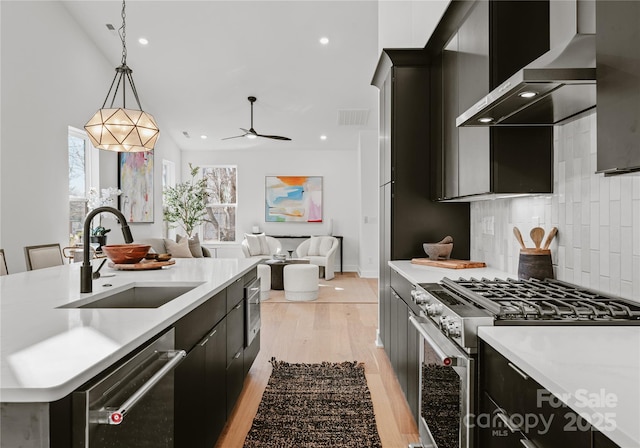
[439,315,451,330]
[446,321,462,338]
[425,303,443,317]
[411,289,431,305]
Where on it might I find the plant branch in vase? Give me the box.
[163,164,211,238]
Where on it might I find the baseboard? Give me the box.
[357,268,378,278]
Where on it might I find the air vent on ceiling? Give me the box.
[106,23,115,31]
[337,109,370,126]
[182,131,191,139]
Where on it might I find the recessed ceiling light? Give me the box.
[478,117,493,123]
[320,135,327,140]
[319,37,329,45]
[200,135,207,140]
[138,37,149,45]
[519,91,537,98]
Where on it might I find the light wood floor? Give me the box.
[214,273,420,448]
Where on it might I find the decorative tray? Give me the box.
[108,259,175,270]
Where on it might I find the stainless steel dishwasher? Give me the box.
[72,328,185,448]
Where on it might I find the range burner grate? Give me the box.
[442,277,640,322]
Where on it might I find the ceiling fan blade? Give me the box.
[221,134,247,140]
[255,133,292,141]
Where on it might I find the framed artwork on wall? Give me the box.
[265,176,322,222]
[118,151,154,223]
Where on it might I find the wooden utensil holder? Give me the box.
[518,248,554,280]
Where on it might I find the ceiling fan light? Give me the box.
[246,134,258,139]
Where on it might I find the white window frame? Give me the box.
[68,126,99,241]
[162,159,177,239]
[201,165,238,243]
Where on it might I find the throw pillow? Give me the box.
[307,236,323,256]
[257,233,270,254]
[166,237,193,258]
[244,233,262,256]
[318,236,334,256]
[176,233,204,258]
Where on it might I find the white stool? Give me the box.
[283,264,319,301]
[257,264,271,301]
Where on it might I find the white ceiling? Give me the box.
[61,1,380,152]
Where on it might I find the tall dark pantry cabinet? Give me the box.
[372,49,470,423]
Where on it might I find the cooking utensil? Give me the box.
[513,227,526,250]
[542,226,558,249]
[530,227,545,249]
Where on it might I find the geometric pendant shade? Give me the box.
[85,107,159,152]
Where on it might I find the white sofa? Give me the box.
[240,235,282,259]
[295,236,339,280]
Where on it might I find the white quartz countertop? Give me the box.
[389,260,514,284]
[479,326,640,448]
[0,258,258,403]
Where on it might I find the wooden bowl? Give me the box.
[102,244,151,264]
[156,253,172,262]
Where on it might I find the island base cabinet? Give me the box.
[226,300,245,417]
[175,318,227,448]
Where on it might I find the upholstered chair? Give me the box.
[295,236,339,280]
[241,234,282,259]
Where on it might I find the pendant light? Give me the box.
[84,0,159,152]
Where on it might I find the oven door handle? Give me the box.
[89,349,186,425]
[409,315,461,367]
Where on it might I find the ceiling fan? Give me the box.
[222,96,292,141]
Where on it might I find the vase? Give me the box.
[90,235,107,252]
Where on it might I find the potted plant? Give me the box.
[163,164,210,238]
[90,226,111,252]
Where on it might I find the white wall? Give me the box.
[358,130,379,277]
[378,0,449,52]
[471,112,640,301]
[0,1,182,273]
[183,148,361,272]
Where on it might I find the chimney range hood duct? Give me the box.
[457,0,596,127]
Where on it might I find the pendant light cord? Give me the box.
[119,0,127,65]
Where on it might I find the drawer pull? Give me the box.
[520,439,538,448]
[209,329,217,337]
[496,411,520,433]
[199,338,209,347]
[233,303,242,311]
[233,351,242,360]
[508,362,529,380]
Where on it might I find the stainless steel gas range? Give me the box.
[409,277,640,448]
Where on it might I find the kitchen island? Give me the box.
[0,257,259,447]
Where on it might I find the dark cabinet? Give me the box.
[372,49,471,351]
[479,340,620,448]
[226,300,245,417]
[389,269,420,424]
[174,268,259,448]
[596,0,640,175]
[432,0,553,201]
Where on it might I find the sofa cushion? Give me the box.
[176,233,204,258]
[136,238,167,255]
[166,237,193,258]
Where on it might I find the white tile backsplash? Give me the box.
[471,112,640,301]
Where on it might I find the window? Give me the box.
[202,166,237,242]
[162,160,176,238]
[68,127,98,241]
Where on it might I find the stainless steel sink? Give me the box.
[60,283,203,309]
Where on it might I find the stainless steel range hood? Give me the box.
[457,0,596,127]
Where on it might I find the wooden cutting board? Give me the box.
[109,259,176,270]
[411,258,486,269]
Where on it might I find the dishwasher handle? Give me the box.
[90,349,186,425]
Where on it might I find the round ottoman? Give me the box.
[257,264,271,301]
[283,264,319,301]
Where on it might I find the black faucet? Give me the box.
[81,206,133,293]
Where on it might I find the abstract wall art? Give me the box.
[265,176,322,222]
[118,151,154,223]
